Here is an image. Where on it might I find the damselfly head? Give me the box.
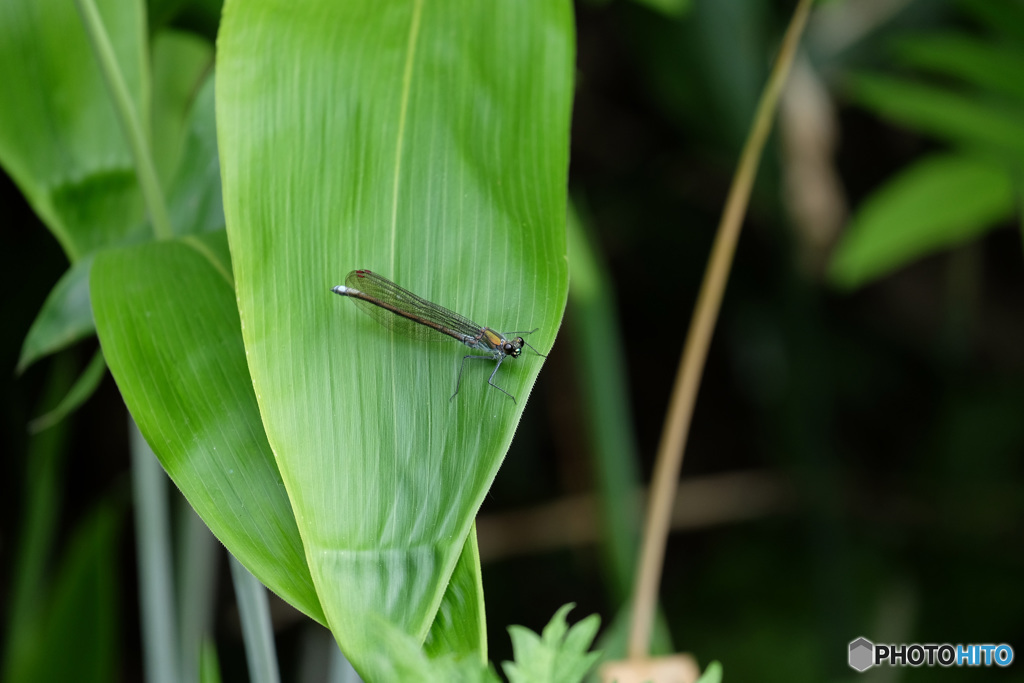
[504,338,525,358]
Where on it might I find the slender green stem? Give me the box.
[177,502,220,683]
[131,420,181,683]
[74,0,172,240]
[199,639,223,683]
[229,554,282,683]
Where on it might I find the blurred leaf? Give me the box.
[957,0,1024,44]
[147,0,189,30]
[166,71,224,235]
[359,618,499,683]
[566,206,641,602]
[631,0,691,18]
[502,604,601,683]
[0,0,147,260]
[17,257,96,373]
[2,357,74,683]
[892,33,1024,102]
[199,639,222,683]
[4,502,121,683]
[91,231,326,625]
[695,661,723,683]
[171,0,224,41]
[29,349,107,433]
[671,0,768,150]
[424,527,487,662]
[217,0,574,671]
[829,154,1013,289]
[847,72,1024,159]
[581,0,690,17]
[150,29,214,187]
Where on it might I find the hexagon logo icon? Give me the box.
[849,637,874,672]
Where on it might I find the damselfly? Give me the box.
[331,269,544,403]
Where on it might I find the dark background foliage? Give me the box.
[3,0,1022,681]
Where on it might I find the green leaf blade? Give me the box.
[847,72,1024,160]
[424,527,487,662]
[91,233,325,624]
[18,257,96,373]
[217,0,574,670]
[892,33,1024,103]
[829,154,1014,289]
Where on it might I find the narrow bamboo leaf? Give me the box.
[217,0,574,671]
[566,206,642,601]
[91,232,326,624]
[40,503,122,683]
[17,257,96,374]
[3,358,74,683]
[29,348,107,433]
[166,72,225,236]
[846,72,1024,159]
[150,30,214,188]
[829,154,1014,289]
[424,526,487,662]
[0,0,147,260]
[892,34,1024,102]
[4,502,121,683]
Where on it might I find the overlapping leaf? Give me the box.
[0,0,147,261]
[91,232,326,624]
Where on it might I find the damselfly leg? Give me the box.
[451,355,515,403]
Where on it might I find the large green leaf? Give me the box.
[0,0,147,260]
[91,232,326,625]
[91,231,493,651]
[829,153,1014,289]
[217,0,574,670]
